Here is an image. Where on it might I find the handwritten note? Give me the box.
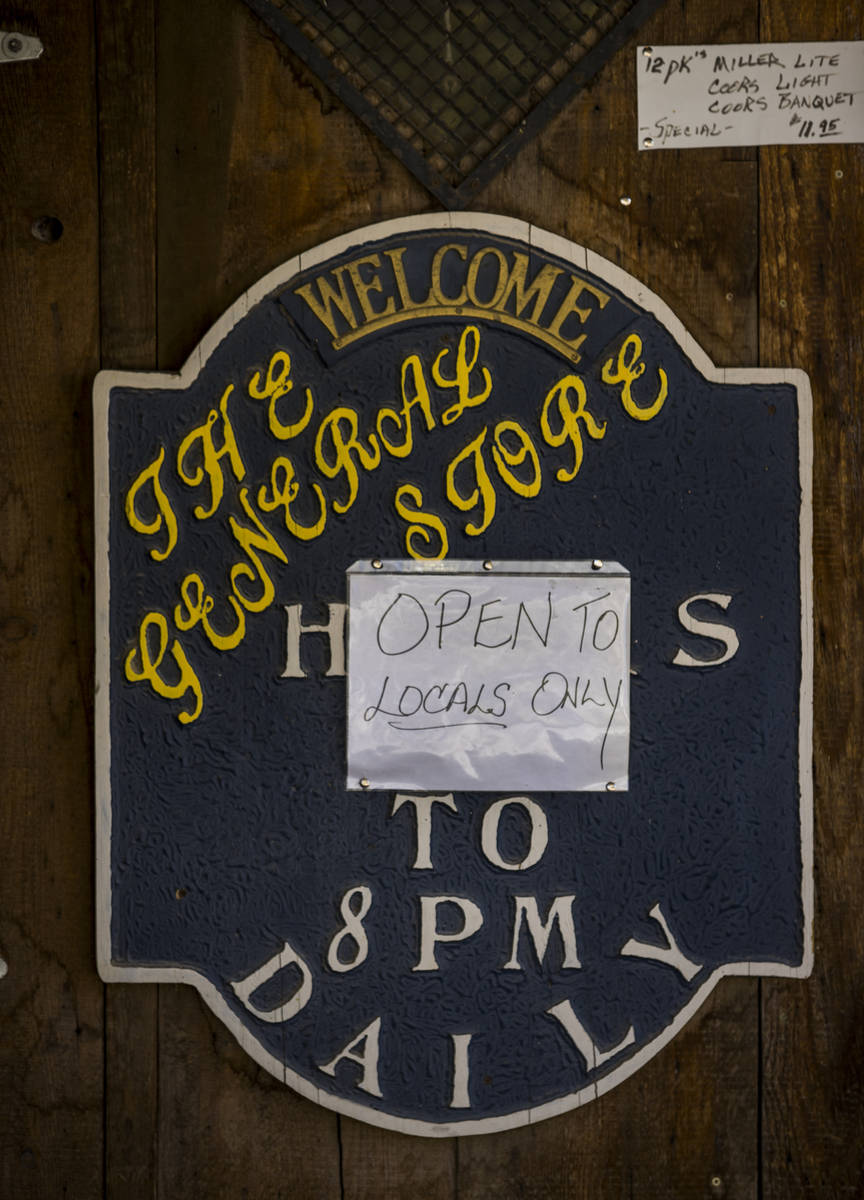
[637,41,864,149]
[346,561,630,793]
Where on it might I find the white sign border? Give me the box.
[94,212,813,1137]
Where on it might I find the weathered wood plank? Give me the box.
[96,0,160,1194]
[340,1118,455,1200]
[152,0,433,1191]
[152,1,453,1194]
[455,1,761,1195]
[758,3,864,1197]
[98,0,157,371]
[154,5,339,1193]
[0,0,103,1195]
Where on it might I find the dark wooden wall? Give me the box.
[1,0,862,1195]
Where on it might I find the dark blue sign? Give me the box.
[95,216,812,1136]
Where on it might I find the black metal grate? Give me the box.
[243,0,665,207]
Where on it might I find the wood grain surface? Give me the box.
[758,4,864,1198]
[0,0,102,1196]
[96,5,159,1196]
[0,0,860,1195]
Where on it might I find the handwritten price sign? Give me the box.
[637,41,864,149]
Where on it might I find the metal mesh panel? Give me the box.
[244,0,664,206]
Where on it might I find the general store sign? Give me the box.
[95,215,812,1136]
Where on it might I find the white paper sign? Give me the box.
[637,41,864,149]
[346,561,630,793]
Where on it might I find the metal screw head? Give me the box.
[591,559,603,571]
[2,32,43,62]
[642,46,652,56]
[835,169,844,179]
[359,777,370,789]
[606,782,616,791]
[482,560,493,571]
[643,136,654,147]
[619,195,632,207]
[371,559,383,570]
